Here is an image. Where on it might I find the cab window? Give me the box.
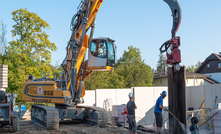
[107,42,115,66]
[91,40,107,58]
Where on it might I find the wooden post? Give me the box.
[168,66,186,134]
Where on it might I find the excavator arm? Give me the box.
[61,0,104,103]
[61,0,116,103]
[164,0,181,38]
[62,0,103,79]
[160,0,182,66]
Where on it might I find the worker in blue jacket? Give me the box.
[154,91,167,134]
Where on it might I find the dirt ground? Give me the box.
[0,118,154,134]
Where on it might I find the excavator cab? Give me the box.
[87,37,116,71]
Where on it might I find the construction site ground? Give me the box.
[0,116,155,134]
[0,113,215,134]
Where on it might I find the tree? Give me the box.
[49,62,63,78]
[119,46,142,64]
[2,8,57,101]
[0,20,7,56]
[85,67,126,90]
[186,61,201,72]
[195,61,201,69]
[156,53,168,73]
[9,8,57,64]
[117,46,153,87]
[85,45,154,90]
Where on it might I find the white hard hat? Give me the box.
[128,93,133,98]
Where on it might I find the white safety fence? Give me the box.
[186,84,221,110]
[79,88,131,109]
[132,87,168,126]
[81,84,221,126]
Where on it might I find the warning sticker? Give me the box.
[37,86,43,96]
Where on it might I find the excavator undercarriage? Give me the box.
[31,104,108,129]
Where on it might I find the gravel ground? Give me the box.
[0,118,153,134]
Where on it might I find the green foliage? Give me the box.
[186,65,196,73]
[1,8,57,102]
[85,45,154,90]
[156,53,168,73]
[9,8,57,63]
[119,46,142,64]
[186,61,201,72]
[48,62,63,78]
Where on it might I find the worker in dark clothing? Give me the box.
[126,92,137,134]
[154,91,167,134]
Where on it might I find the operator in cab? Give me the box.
[98,44,104,56]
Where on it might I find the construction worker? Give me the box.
[126,92,137,134]
[154,91,167,134]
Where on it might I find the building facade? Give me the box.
[195,53,221,83]
[153,72,212,86]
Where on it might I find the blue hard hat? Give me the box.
[161,91,167,97]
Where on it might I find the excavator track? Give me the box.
[31,105,59,130]
[77,105,108,127]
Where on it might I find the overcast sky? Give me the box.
[1,0,221,69]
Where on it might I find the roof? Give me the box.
[154,72,209,79]
[215,53,221,60]
[195,53,221,73]
[204,77,220,84]
[186,72,209,78]
[92,37,115,42]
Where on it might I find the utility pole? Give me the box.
[168,66,186,134]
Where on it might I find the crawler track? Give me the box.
[31,105,59,130]
[77,105,108,127]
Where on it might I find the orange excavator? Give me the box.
[22,0,181,129]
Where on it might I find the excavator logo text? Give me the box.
[37,86,43,96]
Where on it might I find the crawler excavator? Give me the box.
[21,0,181,130]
